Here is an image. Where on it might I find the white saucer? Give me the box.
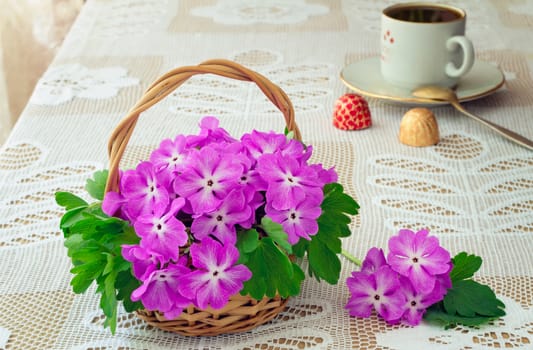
[340,57,505,106]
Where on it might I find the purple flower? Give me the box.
[134,198,188,262]
[387,229,451,294]
[345,266,405,322]
[173,146,242,214]
[398,276,443,326]
[310,164,338,185]
[131,260,192,319]
[257,153,323,210]
[281,139,311,163]
[150,135,190,176]
[266,197,322,245]
[432,268,452,300]
[121,161,170,219]
[361,248,387,274]
[102,191,127,218]
[241,130,289,159]
[122,244,160,281]
[178,238,252,310]
[187,116,237,148]
[234,150,268,195]
[191,189,253,244]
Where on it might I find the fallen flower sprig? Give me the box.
[343,229,506,328]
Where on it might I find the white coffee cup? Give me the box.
[381,2,475,89]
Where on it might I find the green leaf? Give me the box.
[69,252,107,293]
[261,217,292,253]
[307,237,341,284]
[55,192,88,210]
[293,182,358,285]
[64,233,85,253]
[237,229,259,253]
[443,279,505,318]
[316,222,342,253]
[236,229,259,264]
[102,253,115,276]
[240,237,304,299]
[322,183,359,216]
[292,239,309,258]
[116,270,142,313]
[450,252,482,283]
[86,170,109,200]
[424,251,506,328]
[424,303,498,328]
[58,198,140,334]
[60,207,89,236]
[100,270,119,334]
[70,272,97,294]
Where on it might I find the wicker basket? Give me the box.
[104,59,301,336]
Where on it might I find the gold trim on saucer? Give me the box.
[340,58,505,106]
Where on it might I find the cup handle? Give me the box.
[445,36,475,78]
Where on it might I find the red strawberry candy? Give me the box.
[333,93,372,130]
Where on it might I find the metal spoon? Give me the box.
[412,86,533,151]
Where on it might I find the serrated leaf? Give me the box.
[102,253,115,276]
[60,207,89,235]
[292,239,309,258]
[70,273,96,294]
[236,229,259,264]
[59,197,139,334]
[450,252,482,283]
[424,303,498,328]
[307,237,341,284]
[70,255,106,293]
[55,192,88,210]
[116,270,142,312]
[86,170,109,200]
[241,237,304,299]
[64,233,85,252]
[70,246,103,263]
[293,182,357,284]
[316,223,342,253]
[261,217,292,253]
[322,183,359,215]
[100,270,119,334]
[443,279,506,318]
[70,218,98,237]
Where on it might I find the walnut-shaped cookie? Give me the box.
[399,107,439,147]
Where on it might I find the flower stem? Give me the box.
[341,249,362,267]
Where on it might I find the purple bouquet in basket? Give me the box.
[99,116,343,319]
[57,115,359,333]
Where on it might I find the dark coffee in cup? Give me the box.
[380,2,474,88]
[385,5,463,23]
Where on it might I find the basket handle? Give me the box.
[105,59,301,194]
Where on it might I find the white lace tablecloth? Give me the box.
[1,1,532,349]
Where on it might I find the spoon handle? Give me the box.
[451,101,533,151]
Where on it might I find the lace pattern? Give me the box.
[29,63,139,106]
[376,296,533,349]
[169,0,347,32]
[190,0,329,25]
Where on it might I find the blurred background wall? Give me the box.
[0,0,83,146]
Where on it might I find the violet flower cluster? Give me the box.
[345,229,452,326]
[102,117,337,318]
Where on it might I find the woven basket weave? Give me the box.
[104,59,301,336]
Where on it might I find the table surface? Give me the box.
[1,0,532,349]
